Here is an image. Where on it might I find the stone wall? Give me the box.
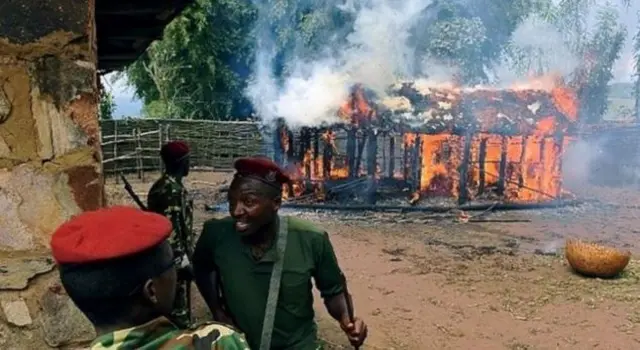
[0,0,102,348]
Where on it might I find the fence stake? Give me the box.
[114,121,119,184]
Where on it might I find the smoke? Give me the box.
[245,0,433,128]
[493,14,578,85]
[244,1,586,128]
[563,139,597,186]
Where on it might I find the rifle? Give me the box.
[342,274,360,350]
[119,173,148,210]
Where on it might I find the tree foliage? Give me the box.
[99,89,116,120]
[126,0,256,119]
[576,5,626,123]
[121,0,629,123]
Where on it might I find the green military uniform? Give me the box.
[147,174,194,328]
[91,316,250,349]
[193,216,345,350]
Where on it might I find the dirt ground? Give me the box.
[106,171,640,350]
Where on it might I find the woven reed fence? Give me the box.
[100,119,268,178]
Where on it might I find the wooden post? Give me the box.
[497,136,508,195]
[381,133,387,176]
[354,129,367,177]
[158,124,163,173]
[458,131,474,205]
[412,135,422,193]
[114,121,119,184]
[518,136,528,188]
[136,128,145,181]
[322,130,334,178]
[366,128,378,204]
[273,121,284,166]
[388,134,395,179]
[346,126,357,178]
[286,128,294,165]
[313,129,319,178]
[301,128,312,181]
[538,136,546,195]
[402,130,409,181]
[555,133,565,198]
[477,137,487,195]
[298,127,308,161]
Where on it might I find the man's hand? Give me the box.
[339,315,367,347]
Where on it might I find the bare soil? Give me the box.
[106,171,640,350]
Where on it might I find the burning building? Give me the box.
[274,77,578,207]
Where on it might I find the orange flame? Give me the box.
[281,77,578,204]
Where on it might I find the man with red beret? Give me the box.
[50,206,250,349]
[147,140,194,328]
[193,157,368,350]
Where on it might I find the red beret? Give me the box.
[160,140,190,162]
[50,206,172,264]
[234,156,290,185]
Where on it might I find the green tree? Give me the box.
[99,89,116,120]
[125,0,352,120]
[126,0,257,119]
[504,0,628,123]
[575,5,626,123]
[415,0,538,84]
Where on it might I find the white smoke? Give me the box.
[245,1,585,128]
[245,0,433,128]
[493,14,578,85]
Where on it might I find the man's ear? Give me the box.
[142,279,158,304]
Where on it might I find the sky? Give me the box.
[103,3,640,118]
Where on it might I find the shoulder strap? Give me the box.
[258,215,289,350]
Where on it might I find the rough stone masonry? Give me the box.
[0,0,102,347]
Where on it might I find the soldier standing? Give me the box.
[50,206,250,349]
[147,140,194,328]
[193,157,367,350]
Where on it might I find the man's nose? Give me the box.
[231,203,245,217]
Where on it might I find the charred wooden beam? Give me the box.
[497,136,508,195]
[477,137,488,195]
[273,122,285,166]
[381,134,387,175]
[313,129,320,178]
[555,133,565,197]
[286,129,295,163]
[299,128,312,181]
[518,136,528,188]
[366,129,378,204]
[458,131,474,205]
[322,131,334,178]
[346,126,357,178]
[412,135,423,193]
[388,135,396,179]
[354,130,367,178]
[402,131,410,181]
[538,136,546,192]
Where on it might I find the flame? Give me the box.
[280,76,578,204]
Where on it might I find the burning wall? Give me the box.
[276,79,578,205]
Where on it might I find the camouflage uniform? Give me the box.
[90,317,250,350]
[147,174,194,328]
